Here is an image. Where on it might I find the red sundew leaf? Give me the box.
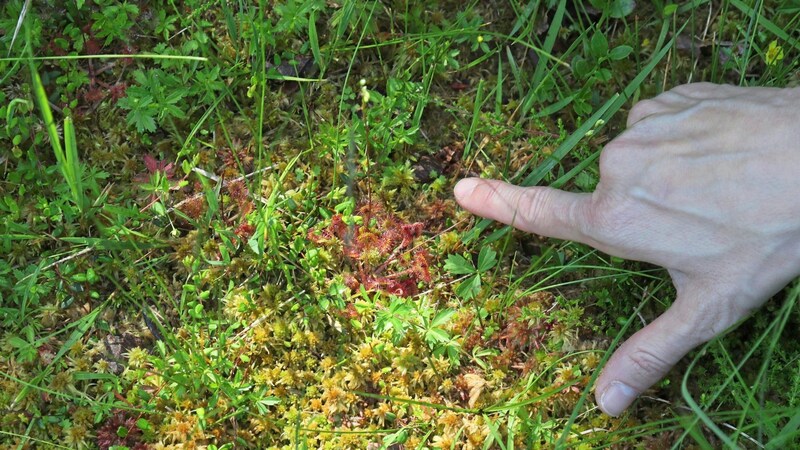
[307,229,325,244]
[343,273,360,291]
[343,243,361,259]
[377,277,418,297]
[234,222,255,240]
[359,275,380,292]
[342,302,359,319]
[356,230,378,247]
[412,250,432,282]
[378,229,400,253]
[309,200,432,297]
[381,279,405,296]
[399,222,424,247]
[109,82,128,103]
[329,215,348,239]
[96,410,147,450]
[83,87,106,103]
[396,278,418,296]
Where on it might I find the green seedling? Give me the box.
[445,246,498,301]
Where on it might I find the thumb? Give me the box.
[594,285,737,416]
[453,178,592,243]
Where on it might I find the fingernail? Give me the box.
[453,178,477,201]
[599,381,638,417]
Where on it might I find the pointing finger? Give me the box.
[453,178,592,243]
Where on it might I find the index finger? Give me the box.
[454,178,593,243]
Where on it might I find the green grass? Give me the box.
[1,0,799,448]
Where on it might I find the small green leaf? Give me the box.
[126,107,157,133]
[476,246,497,272]
[595,68,613,82]
[151,201,166,216]
[608,45,633,60]
[8,336,29,349]
[383,429,409,446]
[431,309,456,328]
[455,274,482,300]
[590,32,609,58]
[609,0,636,18]
[572,56,592,79]
[136,418,152,431]
[663,4,678,16]
[425,327,450,344]
[308,10,323,72]
[260,396,281,406]
[444,254,475,275]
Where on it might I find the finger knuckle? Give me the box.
[627,99,661,125]
[675,82,738,100]
[624,347,672,379]
[683,98,724,119]
[675,295,740,344]
[670,81,715,96]
[582,192,628,242]
[598,141,627,179]
[520,188,551,227]
[579,200,604,241]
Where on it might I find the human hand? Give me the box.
[453,82,800,416]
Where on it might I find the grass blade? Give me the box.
[63,116,83,209]
[8,0,31,57]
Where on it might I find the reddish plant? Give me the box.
[96,410,149,450]
[177,195,206,219]
[234,222,255,240]
[493,304,553,353]
[83,86,107,104]
[309,201,432,297]
[119,44,137,66]
[109,82,128,102]
[225,179,253,217]
[84,37,102,55]
[460,294,556,374]
[219,143,255,175]
[143,154,176,179]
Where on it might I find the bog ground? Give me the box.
[1,1,799,448]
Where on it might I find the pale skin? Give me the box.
[453,82,800,416]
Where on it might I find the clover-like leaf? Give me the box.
[476,247,497,273]
[455,274,482,300]
[444,253,475,275]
